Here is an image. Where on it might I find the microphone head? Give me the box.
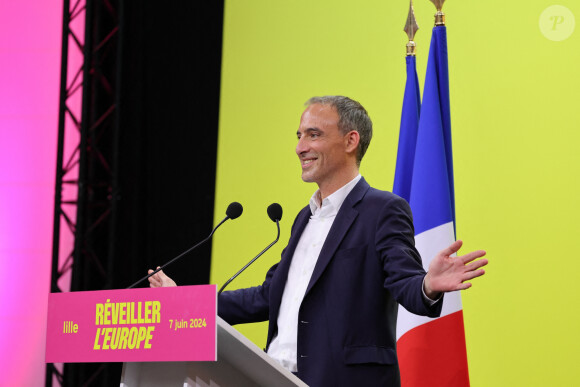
[226,202,243,219]
[267,203,283,222]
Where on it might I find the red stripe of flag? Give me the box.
[398,310,470,387]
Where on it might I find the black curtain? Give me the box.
[112,1,224,289]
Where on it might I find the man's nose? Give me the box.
[296,136,308,155]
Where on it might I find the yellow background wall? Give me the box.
[210,1,580,385]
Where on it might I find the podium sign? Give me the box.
[46,285,216,363]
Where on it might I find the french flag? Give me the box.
[393,26,470,386]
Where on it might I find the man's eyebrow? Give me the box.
[297,127,321,136]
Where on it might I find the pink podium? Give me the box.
[46,285,306,386]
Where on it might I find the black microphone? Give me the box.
[267,203,283,223]
[218,203,282,295]
[128,202,243,289]
[225,201,243,220]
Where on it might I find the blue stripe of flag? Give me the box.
[408,26,456,236]
[393,55,421,203]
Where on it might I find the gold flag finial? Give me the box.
[404,0,419,56]
[429,0,446,26]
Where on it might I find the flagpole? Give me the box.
[430,0,446,26]
[405,0,419,56]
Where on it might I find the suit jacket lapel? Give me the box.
[304,178,369,297]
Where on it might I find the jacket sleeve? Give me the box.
[376,195,443,318]
[217,262,277,325]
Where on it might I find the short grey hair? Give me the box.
[305,95,373,165]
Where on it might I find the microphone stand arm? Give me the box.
[218,220,280,295]
[127,215,230,289]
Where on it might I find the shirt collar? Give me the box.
[309,174,362,217]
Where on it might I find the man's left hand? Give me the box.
[424,240,488,299]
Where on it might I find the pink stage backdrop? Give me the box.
[0,1,64,385]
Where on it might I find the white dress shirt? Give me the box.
[267,175,362,372]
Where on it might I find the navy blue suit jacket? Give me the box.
[219,178,442,386]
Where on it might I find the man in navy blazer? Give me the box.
[149,96,487,386]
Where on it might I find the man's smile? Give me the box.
[301,157,317,168]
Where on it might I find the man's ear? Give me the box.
[345,130,360,155]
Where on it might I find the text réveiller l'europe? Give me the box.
[93,299,160,350]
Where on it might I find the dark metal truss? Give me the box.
[48,0,120,385]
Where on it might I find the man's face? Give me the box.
[296,104,350,189]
